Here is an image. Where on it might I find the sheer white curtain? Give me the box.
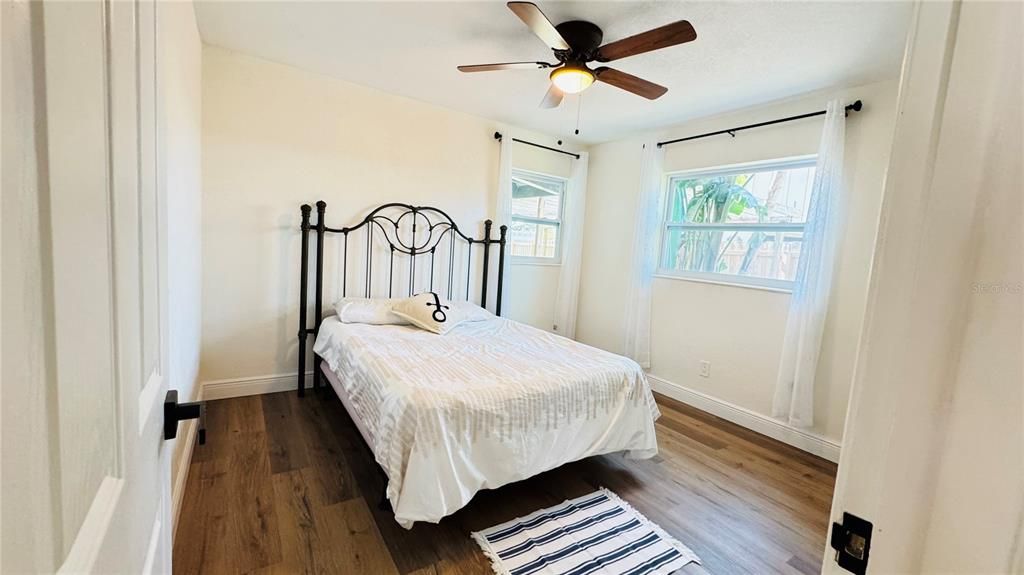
[495,134,513,314]
[553,151,589,338]
[623,141,665,369]
[772,99,846,427]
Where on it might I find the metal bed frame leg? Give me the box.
[480,220,492,309]
[313,201,326,390]
[496,224,507,317]
[297,205,311,397]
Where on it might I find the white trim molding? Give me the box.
[653,272,794,294]
[199,371,841,461]
[202,372,312,401]
[663,154,818,180]
[58,476,125,574]
[141,510,163,575]
[647,374,841,462]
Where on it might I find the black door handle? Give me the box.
[163,390,206,445]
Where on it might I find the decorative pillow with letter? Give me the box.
[391,292,469,334]
[333,297,410,325]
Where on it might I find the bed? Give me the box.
[296,201,660,528]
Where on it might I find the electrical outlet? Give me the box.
[699,360,711,378]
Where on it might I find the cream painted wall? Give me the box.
[577,80,898,441]
[200,46,579,382]
[159,0,203,521]
[505,142,575,332]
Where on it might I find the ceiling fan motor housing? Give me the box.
[553,20,604,62]
[457,4,694,104]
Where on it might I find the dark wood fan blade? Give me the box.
[507,2,570,50]
[540,84,564,108]
[595,20,696,62]
[594,67,668,99]
[457,62,552,72]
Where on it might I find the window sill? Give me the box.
[511,259,562,267]
[653,272,793,294]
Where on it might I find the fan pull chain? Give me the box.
[574,93,583,135]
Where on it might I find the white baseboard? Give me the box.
[197,370,840,461]
[646,374,842,463]
[202,372,312,401]
[170,385,202,541]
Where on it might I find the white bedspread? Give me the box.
[313,316,661,528]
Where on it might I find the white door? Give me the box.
[823,1,1023,573]
[2,0,177,572]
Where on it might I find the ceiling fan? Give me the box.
[457,2,696,108]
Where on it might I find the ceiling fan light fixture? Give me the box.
[457,3,695,106]
[550,65,594,94]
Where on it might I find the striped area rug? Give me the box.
[471,488,700,575]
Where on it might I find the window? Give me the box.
[659,156,817,290]
[510,169,566,262]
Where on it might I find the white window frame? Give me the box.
[510,168,567,265]
[657,155,817,291]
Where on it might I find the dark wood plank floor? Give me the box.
[174,389,837,575]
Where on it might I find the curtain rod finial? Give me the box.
[494,131,503,141]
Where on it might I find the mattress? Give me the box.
[313,315,660,528]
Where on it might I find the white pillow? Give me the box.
[391,292,470,334]
[333,297,409,325]
[449,300,494,323]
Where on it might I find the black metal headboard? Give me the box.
[296,200,507,396]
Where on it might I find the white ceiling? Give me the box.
[194,1,912,144]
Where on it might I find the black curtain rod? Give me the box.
[494,132,580,159]
[657,100,863,148]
